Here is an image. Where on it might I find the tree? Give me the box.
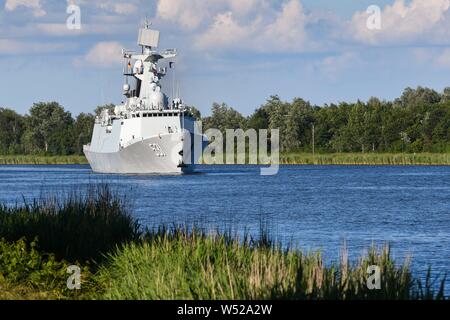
[0,108,25,154]
[203,103,247,132]
[3,85,450,157]
[395,87,441,108]
[247,108,269,131]
[284,98,314,151]
[22,102,74,155]
[189,106,202,121]
[73,113,95,155]
[265,96,289,152]
[441,87,450,103]
[95,104,116,117]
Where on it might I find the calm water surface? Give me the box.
[0,164,449,291]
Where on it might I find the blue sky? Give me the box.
[1,0,450,116]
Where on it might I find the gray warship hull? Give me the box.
[84,133,198,174]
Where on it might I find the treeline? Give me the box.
[0,102,105,156]
[2,86,450,155]
[204,86,450,153]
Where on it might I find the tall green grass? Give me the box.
[0,155,87,165]
[203,152,450,166]
[95,226,446,300]
[0,185,140,262]
[1,153,450,166]
[280,153,450,166]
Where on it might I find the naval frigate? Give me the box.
[84,25,204,174]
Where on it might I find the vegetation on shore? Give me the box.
[97,229,446,300]
[0,186,446,300]
[0,185,139,262]
[279,153,450,166]
[0,155,87,165]
[3,86,450,158]
[3,153,450,166]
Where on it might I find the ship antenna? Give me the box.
[144,17,151,29]
[172,59,175,100]
[140,18,153,54]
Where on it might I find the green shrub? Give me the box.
[0,185,141,262]
[0,238,97,300]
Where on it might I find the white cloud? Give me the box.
[36,23,83,36]
[97,2,138,15]
[350,0,450,45]
[435,48,450,68]
[80,41,124,68]
[34,23,132,36]
[65,0,138,16]
[318,52,359,79]
[156,0,209,30]
[194,12,256,50]
[5,0,46,17]
[0,39,73,55]
[408,47,450,69]
[194,0,309,52]
[259,0,307,51]
[156,0,268,30]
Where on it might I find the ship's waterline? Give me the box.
[84,132,204,174]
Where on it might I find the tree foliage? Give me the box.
[203,87,450,153]
[0,102,94,156]
[3,86,450,156]
[0,108,24,154]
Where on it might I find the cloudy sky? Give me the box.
[1,0,450,116]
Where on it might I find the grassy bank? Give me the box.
[280,153,450,166]
[0,155,88,165]
[2,153,450,166]
[0,186,446,300]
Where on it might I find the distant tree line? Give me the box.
[204,86,450,153]
[2,87,450,155]
[0,102,95,156]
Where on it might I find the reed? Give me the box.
[95,226,447,300]
[0,185,141,262]
[0,155,88,165]
[1,153,450,166]
[280,153,450,166]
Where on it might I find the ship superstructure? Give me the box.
[84,25,202,174]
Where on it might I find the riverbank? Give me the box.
[2,153,450,166]
[280,153,450,165]
[0,186,446,300]
[0,155,87,165]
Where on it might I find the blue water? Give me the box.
[0,164,449,293]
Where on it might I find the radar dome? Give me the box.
[149,91,165,110]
